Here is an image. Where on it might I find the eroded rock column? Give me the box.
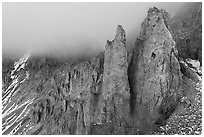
[97,25,130,134]
[128,7,182,133]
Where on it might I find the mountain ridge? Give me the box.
[2,4,202,135]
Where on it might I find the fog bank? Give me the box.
[3,2,188,58]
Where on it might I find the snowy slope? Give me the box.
[2,53,36,135]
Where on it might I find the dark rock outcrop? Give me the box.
[179,61,200,83]
[2,58,15,90]
[170,3,202,65]
[128,7,183,133]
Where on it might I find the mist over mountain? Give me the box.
[2,2,202,135]
[3,2,187,59]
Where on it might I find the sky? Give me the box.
[2,2,187,58]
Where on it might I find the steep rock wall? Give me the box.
[128,7,183,133]
[91,25,130,134]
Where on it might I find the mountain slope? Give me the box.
[2,5,202,135]
[170,3,202,65]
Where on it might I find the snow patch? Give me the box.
[11,53,30,80]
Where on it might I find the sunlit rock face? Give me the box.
[128,7,183,133]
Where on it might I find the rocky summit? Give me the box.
[2,5,202,135]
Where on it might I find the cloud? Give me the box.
[2,2,187,58]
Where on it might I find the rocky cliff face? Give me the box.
[2,52,104,135]
[2,58,15,90]
[128,7,183,133]
[2,6,202,135]
[170,3,202,65]
[90,25,131,135]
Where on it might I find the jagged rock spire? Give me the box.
[128,7,182,133]
[96,25,130,134]
[140,7,171,39]
[115,25,126,44]
[103,25,129,97]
